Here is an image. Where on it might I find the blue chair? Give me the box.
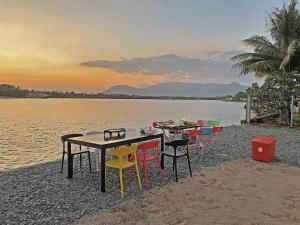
[201,126,213,135]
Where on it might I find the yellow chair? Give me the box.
[105,145,142,198]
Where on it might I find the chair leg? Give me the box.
[88,152,92,172]
[172,157,175,171]
[79,146,82,168]
[156,157,164,180]
[187,154,192,177]
[127,167,132,183]
[160,154,165,170]
[60,151,65,173]
[119,169,124,199]
[135,162,142,190]
[174,157,178,182]
[143,162,149,190]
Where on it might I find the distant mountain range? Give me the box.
[102,82,248,97]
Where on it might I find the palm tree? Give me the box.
[231,0,300,76]
[231,0,300,123]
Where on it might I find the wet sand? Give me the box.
[74,159,300,225]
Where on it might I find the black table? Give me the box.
[66,130,164,192]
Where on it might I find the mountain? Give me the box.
[103,82,248,97]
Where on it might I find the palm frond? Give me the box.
[280,39,298,70]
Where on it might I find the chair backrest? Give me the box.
[207,120,220,127]
[212,126,223,133]
[61,133,84,143]
[138,140,160,151]
[109,145,138,158]
[187,129,202,137]
[201,127,213,135]
[167,139,189,149]
[197,120,208,126]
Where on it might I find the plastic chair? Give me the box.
[201,126,213,135]
[187,129,202,149]
[105,145,142,198]
[197,120,208,126]
[161,139,192,182]
[129,140,163,189]
[207,120,220,127]
[212,126,223,134]
[60,133,92,173]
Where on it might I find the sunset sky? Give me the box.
[0,0,284,92]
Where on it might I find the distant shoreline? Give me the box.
[1,84,245,102]
[0,96,242,101]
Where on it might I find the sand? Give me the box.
[73,159,300,225]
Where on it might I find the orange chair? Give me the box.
[129,140,163,189]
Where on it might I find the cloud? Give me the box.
[80,51,259,84]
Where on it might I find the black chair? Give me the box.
[161,139,192,182]
[60,133,92,173]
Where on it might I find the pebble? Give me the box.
[1,125,300,225]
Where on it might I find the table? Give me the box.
[158,124,201,142]
[66,130,164,192]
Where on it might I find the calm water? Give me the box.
[0,99,244,170]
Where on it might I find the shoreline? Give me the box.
[0,97,239,101]
[0,125,240,172]
[2,125,300,224]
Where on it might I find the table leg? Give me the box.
[101,148,106,192]
[95,148,100,172]
[67,142,73,179]
[160,134,165,152]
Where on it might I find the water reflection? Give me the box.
[0,99,244,170]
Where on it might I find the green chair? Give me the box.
[207,120,220,127]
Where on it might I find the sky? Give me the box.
[0,0,285,92]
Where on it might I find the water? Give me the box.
[0,98,245,170]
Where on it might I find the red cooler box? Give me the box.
[252,136,276,162]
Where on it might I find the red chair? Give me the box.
[200,136,215,143]
[197,120,208,126]
[212,126,223,134]
[187,129,202,148]
[129,140,163,189]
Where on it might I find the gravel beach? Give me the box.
[1,125,300,225]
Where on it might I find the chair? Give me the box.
[161,139,192,182]
[200,127,215,143]
[186,129,202,149]
[60,133,92,173]
[207,120,220,127]
[197,120,208,126]
[105,128,127,158]
[105,145,142,198]
[212,126,223,134]
[130,140,163,189]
